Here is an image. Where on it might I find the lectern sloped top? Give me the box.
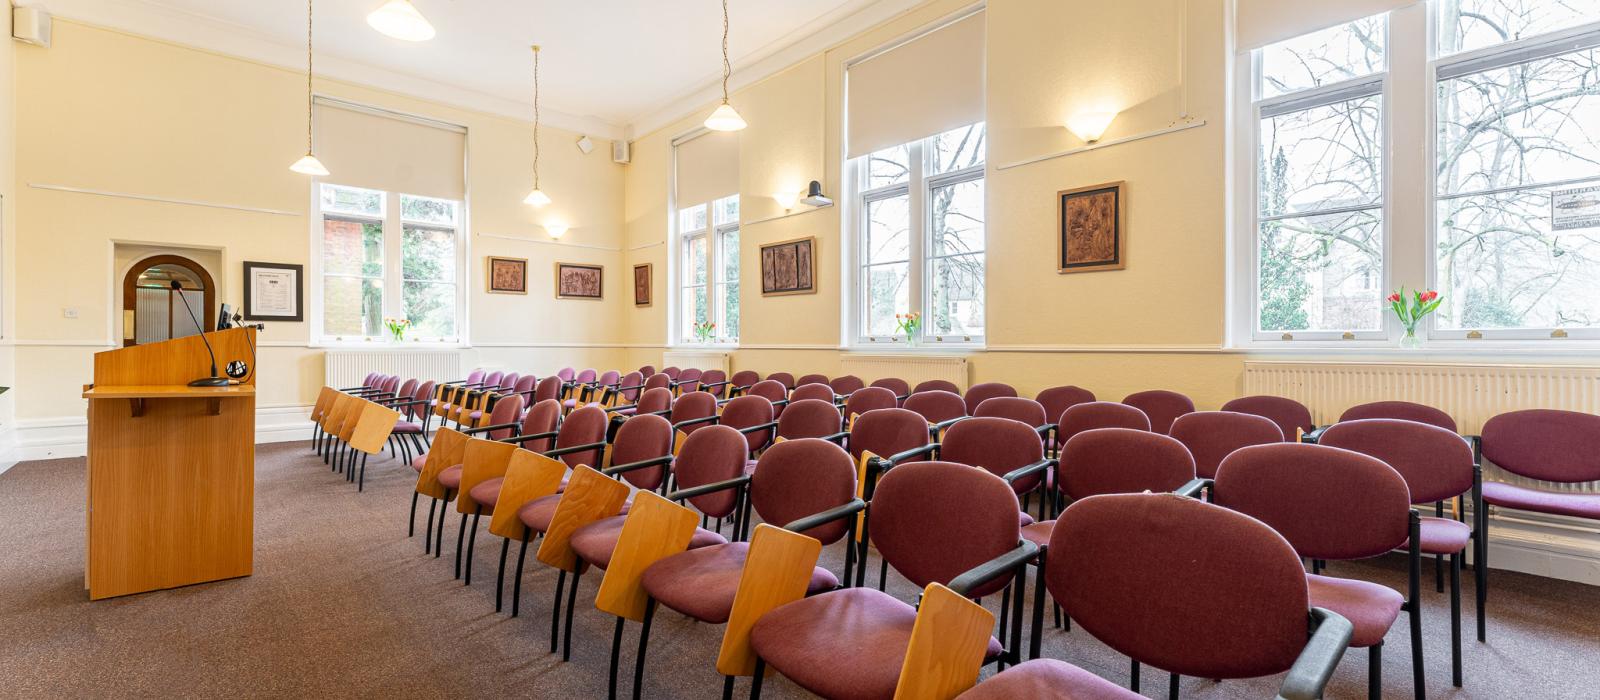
[92,327,257,387]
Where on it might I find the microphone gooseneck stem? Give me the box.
[170,281,226,386]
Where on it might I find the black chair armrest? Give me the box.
[543,440,608,458]
[1173,478,1214,500]
[339,385,374,392]
[1275,607,1354,700]
[737,421,779,435]
[948,541,1041,597]
[674,415,721,430]
[820,431,849,445]
[389,398,429,409]
[602,455,674,476]
[498,429,560,445]
[667,475,752,502]
[933,416,970,431]
[783,499,868,533]
[606,403,639,413]
[701,380,731,389]
[1301,426,1329,444]
[1003,458,1057,484]
[463,421,520,436]
[643,408,674,417]
[883,442,940,468]
[771,398,790,408]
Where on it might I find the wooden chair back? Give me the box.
[715,524,823,677]
[594,491,699,622]
[893,583,996,700]
[536,466,629,572]
[414,427,469,500]
[348,400,401,456]
[454,437,518,515]
[487,449,568,540]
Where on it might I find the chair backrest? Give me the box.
[610,413,674,490]
[1121,390,1195,434]
[597,370,621,388]
[748,379,788,406]
[482,370,505,388]
[499,372,520,391]
[395,378,418,402]
[518,399,562,453]
[673,425,750,518]
[1215,443,1411,560]
[871,461,1022,598]
[729,370,761,391]
[407,380,437,420]
[721,395,775,453]
[616,371,644,402]
[1050,493,1313,679]
[464,369,485,385]
[481,394,526,440]
[1221,395,1313,442]
[963,382,1018,415]
[670,391,719,434]
[750,439,858,544]
[791,383,836,404]
[1339,400,1457,433]
[766,371,796,389]
[845,386,897,420]
[637,387,674,415]
[830,375,866,396]
[643,373,672,392]
[700,369,728,397]
[904,390,967,425]
[913,379,961,395]
[1169,411,1284,479]
[356,371,377,388]
[556,367,576,382]
[849,407,932,461]
[661,366,681,380]
[941,417,1047,494]
[1057,401,1151,445]
[1321,418,1476,504]
[1036,385,1097,425]
[638,365,657,379]
[534,375,564,403]
[575,368,598,385]
[1059,428,1195,500]
[1481,409,1600,483]
[512,374,538,396]
[870,377,910,398]
[797,373,830,388]
[776,399,844,441]
[974,396,1048,429]
[554,405,609,469]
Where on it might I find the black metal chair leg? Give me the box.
[563,568,582,661]
[749,657,765,700]
[632,599,657,700]
[358,453,368,491]
[496,538,510,612]
[551,569,568,653]
[1169,673,1180,700]
[424,499,437,554]
[436,492,452,559]
[454,512,468,579]
[1451,552,1462,687]
[513,532,530,618]
[1476,515,1488,643]
[610,616,627,700]
[465,508,482,585]
[1130,659,1140,693]
[1368,642,1382,700]
[409,492,419,537]
[878,558,889,592]
[1408,524,1425,700]
[722,675,735,700]
[1030,552,1046,660]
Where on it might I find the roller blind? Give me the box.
[313,99,467,200]
[846,11,985,159]
[675,129,739,208]
[1236,0,1415,51]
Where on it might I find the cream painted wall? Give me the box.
[1,2,18,453]
[10,20,628,425]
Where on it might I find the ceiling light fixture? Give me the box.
[367,0,435,42]
[289,0,329,177]
[524,45,552,208]
[703,0,746,132]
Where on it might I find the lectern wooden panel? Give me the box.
[83,328,257,600]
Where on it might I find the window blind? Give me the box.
[313,98,466,200]
[674,129,740,208]
[846,10,985,159]
[1236,0,1415,51]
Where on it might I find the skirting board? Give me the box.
[5,405,315,466]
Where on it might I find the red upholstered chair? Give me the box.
[660,366,681,381]
[869,377,911,402]
[1322,418,1477,686]
[844,386,897,423]
[766,371,796,389]
[638,365,657,379]
[1214,443,1424,700]
[774,398,845,444]
[480,371,505,392]
[606,371,645,407]
[790,382,837,405]
[669,391,720,437]
[632,387,674,417]
[460,393,526,441]
[595,369,623,397]
[963,492,1352,700]
[745,379,790,418]
[1478,409,1600,642]
[727,370,761,396]
[719,394,775,460]
[563,369,601,410]
[1222,395,1315,442]
[502,399,562,453]
[975,397,1051,456]
[797,373,830,387]
[1036,385,1096,424]
[964,381,1018,415]
[941,417,1054,520]
[914,378,961,394]
[699,369,730,398]
[1340,400,1458,433]
[1121,389,1195,434]
[676,368,705,394]
[555,366,577,382]
[830,374,866,396]
[748,461,1037,698]
[628,438,861,696]
[1169,411,1284,479]
[498,372,521,393]
[388,379,437,458]
[533,375,564,405]
[509,373,538,402]
[904,389,967,430]
[1057,401,1150,446]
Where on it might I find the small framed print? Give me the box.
[759,236,816,296]
[1057,181,1125,273]
[633,263,653,307]
[242,261,304,322]
[556,262,604,300]
[487,256,528,294]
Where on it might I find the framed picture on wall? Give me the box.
[759,236,816,296]
[242,261,304,321]
[487,256,528,294]
[1057,181,1125,273]
[556,262,604,300]
[633,263,652,306]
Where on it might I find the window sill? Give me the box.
[845,343,984,355]
[1230,340,1600,363]
[313,340,469,350]
[669,343,740,351]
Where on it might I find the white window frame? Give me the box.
[848,131,987,349]
[673,195,740,347]
[311,183,467,346]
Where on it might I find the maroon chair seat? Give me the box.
[518,493,628,534]
[776,399,844,441]
[1481,482,1600,519]
[569,515,726,570]
[958,658,1140,700]
[1414,517,1472,554]
[641,542,838,624]
[1306,575,1404,648]
[437,464,463,489]
[469,477,504,509]
[394,420,423,434]
[749,587,1003,700]
[1020,520,1053,548]
[410,454,428,472]
[797,373,830,387]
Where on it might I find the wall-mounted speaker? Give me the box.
[12,6,51,48]
[575,136,595,155]
[612,140,631,165]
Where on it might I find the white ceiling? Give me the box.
[41,0,919,138]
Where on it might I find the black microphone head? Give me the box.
[169,280,183,291]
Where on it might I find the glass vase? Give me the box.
[1399,329,1420,349]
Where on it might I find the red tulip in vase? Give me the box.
[1389,288,1441,349]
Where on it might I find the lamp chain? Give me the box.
[532,45,541,190]
[720,0,731,104]
[306,0,314,153]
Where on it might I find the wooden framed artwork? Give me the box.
[1057,181,1125,273]
[632,263,652,307]
[759,236,816,296]
[242,261,303,322]
[487,256,528,294]
[556,262,604,300]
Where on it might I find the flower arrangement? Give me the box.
[894,312,922,345]
[693,320,717,344]
[1388,288,1441,348]
[383,317,411,343]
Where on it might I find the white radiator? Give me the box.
[324,350,462,389]
[662,350,730,374]
[840,354,970,392]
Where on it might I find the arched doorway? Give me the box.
[122,255,216,347]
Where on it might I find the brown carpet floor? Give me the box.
[2,442,1598,699]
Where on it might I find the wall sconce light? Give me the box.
[800,180,833,208]
[774,189,801,212]
[545,222,569,239]
[1067,111,1118,144]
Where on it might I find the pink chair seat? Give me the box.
[1018,511,1035,527]
[1406,516,1470,556]
[437,465,463,489]
[393,420,423,434]
[517,494,630,534]
[958,659,1141,700]
[410,454,428,473]
[1306,574,1403,648]
[1021,520,1055,548]
[469,477,503,509]
[1482,481,1600,520]
[750,587,1003,700]
[569,515,726,570]
[641,543,839,624]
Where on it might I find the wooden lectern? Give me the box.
[82,327,257,600]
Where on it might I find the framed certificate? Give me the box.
[243,261,304,322]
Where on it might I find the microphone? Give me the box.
[171,280,230,387]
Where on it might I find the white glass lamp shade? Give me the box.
[367,0,436,42]
[289,153,330,176]
[524,188,552,207]
[704,102,747,132]
[1066,111,1117,144]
